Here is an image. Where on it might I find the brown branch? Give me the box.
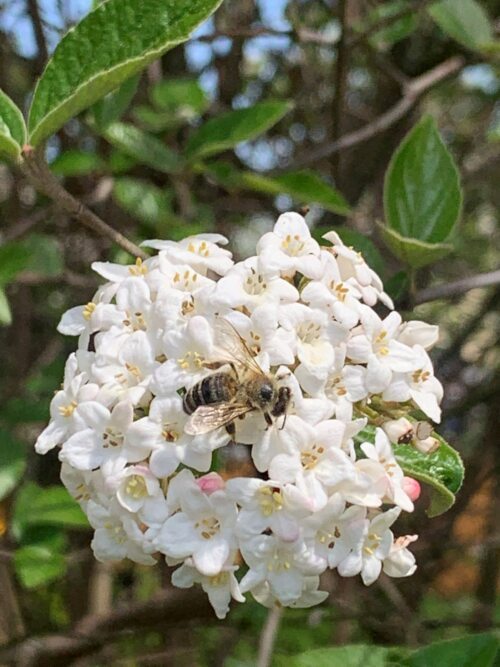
[0,587,213,666]
[22,148,147,260]
[26,0,48,73]
[289,56,465,169]
[193,26,336,47]
[415,269,500,304]
[331,0,349,179]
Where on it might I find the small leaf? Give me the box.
[0,429,27,501]
[367,0,418,49]
[407,633,499,667]
[428,0,494,53]
[393,434,464,517]
[113,177,174,228]
[92,73,140,131]
[384,116,461,243]
[12,483,88,540]
[242,170,351,216]
[15,543,66,589]
[102,121,182,173]
[0,287,12,325]
[0,89,26,161]
[51,149,105,176]
[380,225,453,269]
[186,101,293,159]
[28,0,224,145]
[151,77,209,117]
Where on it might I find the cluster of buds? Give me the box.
[35,213,443,618]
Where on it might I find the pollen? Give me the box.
[58,400,77,418]
[129,257,148,276]
[125,475,148,499]
[83,302,96,320]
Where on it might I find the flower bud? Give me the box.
[382,418,413,444]
[413,436,440,455]
[402,477,421,502]
[196,472,225,495]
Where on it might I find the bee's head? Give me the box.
[258,382,275,404]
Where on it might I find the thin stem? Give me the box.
[257,605,283,667]
[22,148,148,260]
[415,269,500,304]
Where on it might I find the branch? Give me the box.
[331,0,349,178]
[22,148,148,260]
[26,0,48,72]
[0,587,213,666]
[289,56,465,169]
[415,269,500,304]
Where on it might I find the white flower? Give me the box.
[383,534,418,578]
[251,575,328,609]
[257,212,322,279]
[239,533,325,605]
[337,507,401,585]
[172,560,245,619]
[142,233,233,276]
[397,320,439,350]
[154,470,237,576]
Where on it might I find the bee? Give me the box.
[183,319,291,436]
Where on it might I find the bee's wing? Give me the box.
[184,403,253,435]
[213,316,265,377]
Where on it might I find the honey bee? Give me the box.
[183,318,291,436]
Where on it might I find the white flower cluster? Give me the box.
[35,213,444,619]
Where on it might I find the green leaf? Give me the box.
[92,73,140,131]
[14,543,66,589]
[51,149,105,177]
[393,434,464,517]
[282,645,404,667]
[367,0,418,49]
[12,483,88,539]
[132,105,178,133]
[151,77,209,117]
[242,170,351,216]
[27,0,224,145]
[20,234,64,277]
[0,242,31,285]
[428,0,494,52]
[186,101,293,159]
[384,116,461,243]
[380,225,453,269]
[0,429,27,501]
[113,177,174,228]
[0,89,26,161]
[407,633,499,667]
[0,287,12,326]
[102,121,182,173]
[385,270,410,302]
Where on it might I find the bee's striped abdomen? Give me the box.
[183,373,236,414]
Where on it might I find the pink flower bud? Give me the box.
[196,472,225,495]
[382,418,413,444]
[402,477,421,502]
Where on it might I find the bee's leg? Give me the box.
[264,412,273,428]
[225,421,236,437]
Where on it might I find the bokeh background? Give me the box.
[0,0,499,665]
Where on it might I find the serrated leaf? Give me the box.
[12,483,88,540]
[92,73,140,131]
[186,101,293,159]
[242,170,351,216]
[380,225,453,269]
[0,89,26,161]
[27,0,224,145]
[151,77,209,117]
[0,287,12,325]
[428,0,493,53]
[51,149,105,176]
[406,633,499,667]
[384,116,461,243]
[393,434,464,517]
[0,429,27,500]
[14,544,66,589]
[113,177,174,228]
[102,121,181,173]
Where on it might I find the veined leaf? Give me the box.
[384,116,461,243]
[186,101,293,159]
[406,633,499,667]
[428,0,493,53]
[28,0,224,145]
[0,89,26,162]
[380,225,453,269]
[102,121,182,173]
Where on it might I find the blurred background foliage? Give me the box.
[0,0,499,665]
